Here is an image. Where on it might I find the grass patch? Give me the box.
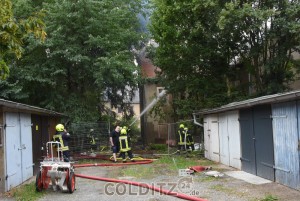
[120,164,156,179]
[210,184,235,193]
[76,159,107,164]
[210,184,248,198]
[157,155,211,171]
[9,182,45,201]
[259,194,279,201]
[148,144,168,151]
[194,158,217,167]
[119,155,217,179]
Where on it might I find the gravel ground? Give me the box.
[1,161,300,201]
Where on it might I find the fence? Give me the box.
[157,122,204,154]
[68,122,110,154]
[67,121,203,155]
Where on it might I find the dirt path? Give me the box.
[35,163,300,201]
[37,166,184,201]
[1,160,300,201]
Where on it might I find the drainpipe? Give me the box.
[192,113,203,127]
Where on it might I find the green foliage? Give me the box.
[0,60,9,80]
[0,0,46,80]
[1,0,145,122]
[218,1,300,95]
[149,0,233,120]
[149,0,300,118]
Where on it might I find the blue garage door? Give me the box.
[5,112,33,191]
[272,101,300,189]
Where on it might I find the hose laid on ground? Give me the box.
[73,154,208,201]
[73,159,153,168]
[75,173,207,201]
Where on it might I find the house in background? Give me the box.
[194,90,300,190]
[139,56,173,145]
[103,88,140,124]
[0,99,64,192]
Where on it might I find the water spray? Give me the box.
[129,90,167,127]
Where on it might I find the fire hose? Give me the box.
[73,155,208,201]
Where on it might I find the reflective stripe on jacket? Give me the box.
[178,128,186,145]
[53,134,69,151]
[119,135,131,152]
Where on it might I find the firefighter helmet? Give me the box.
[179,124,184,128]
[56,124,64,132]
[120,128,127,135]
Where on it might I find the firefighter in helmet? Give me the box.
[185,127,195,152]
[119,126,134,163]
[88,128,97,152]
[176,124,186,154]
[53,124,71,162]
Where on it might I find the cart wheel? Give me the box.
[35,171,43,192]
[67,172,75,193]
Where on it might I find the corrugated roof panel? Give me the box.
[0,99,65,116]
[194,90,300,115]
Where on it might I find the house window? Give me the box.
[156,87,167,103]
[156,87,165,97]
[117,107,122,113]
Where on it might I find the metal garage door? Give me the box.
[219,111,241,169]
[203,115,219,162]
[5,113,22,190]
[272,101,300,189]
[5,112,33,191]
[240,105,275,181]
[20,113,33,181]
[254,105,274,181]
[219,113,229,166]
[240,108,256,175]
[227,111,241,169]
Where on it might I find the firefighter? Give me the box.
[176,124,186,154]
[110,125,121,162]
[53,124,71,162]
[119,126,134,163]
[185,127,195,152]
[88,128,97,152]
[122,126,130,133]
[122,126,131,138]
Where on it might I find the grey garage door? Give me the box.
[239,105,275,181]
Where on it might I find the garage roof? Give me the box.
[0,99,65,116]
[193,90,300,115]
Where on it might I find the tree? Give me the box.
[149,0,231,120]
[0,0,46,80]
[218,0,300,95]
[149,0,300,120]
[1,0,145,122]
